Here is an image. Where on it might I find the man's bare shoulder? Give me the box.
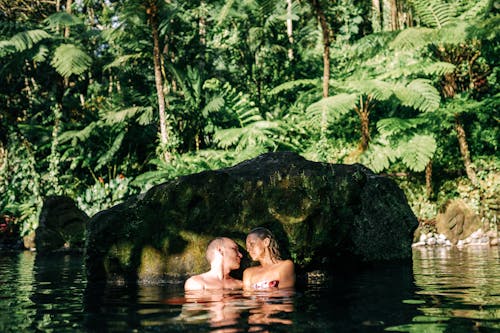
[184,274,206,291]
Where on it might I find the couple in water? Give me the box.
[184,227,295,291]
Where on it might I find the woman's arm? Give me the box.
[277,260,295,289]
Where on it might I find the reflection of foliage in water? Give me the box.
[387,247,500,332]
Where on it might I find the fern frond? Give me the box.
[104,54,142,70]
[51,43,92,77]
[270,79,318,95]
[377,117,427,136]
[95,131,125,171]
[44,12,82,29]
[411,0,456,28]
[344,80,393,101]
[32,44,49,62]
[306,93,358,123]
[101,106,145,125]
[0,29,51,54]
[393,79,440,112]
[201,96,225,116]
[361,143,396,173]
[213,128,244,149]
[398,134,436,172]
[389,27,434,50]
[59,122,99,143]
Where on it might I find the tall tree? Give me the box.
[145,0,172,162]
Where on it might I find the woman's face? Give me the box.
[246,233,268,261]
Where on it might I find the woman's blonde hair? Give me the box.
[248,227,281,260]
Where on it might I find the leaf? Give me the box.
[393,79,440,112]
[44,12,83,29]
[95,131,125,171]
[0,29,51,55]
[398,134,437,172]
[51,43,92,77]
[377,117,427,136]
[270,79,319,95]
[411,0,456,29]
[306,94,358,123]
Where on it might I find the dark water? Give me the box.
[0,247,498,332]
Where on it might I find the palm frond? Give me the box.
[51,43,92,77]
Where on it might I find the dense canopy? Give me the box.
[0,0,498,239]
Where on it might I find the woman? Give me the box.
[243,227,295,290]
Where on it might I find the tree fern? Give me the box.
[51,43,92,77]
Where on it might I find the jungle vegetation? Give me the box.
[0,0,498,239]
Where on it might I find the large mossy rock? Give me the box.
[85,152,418,283]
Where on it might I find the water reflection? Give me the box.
[386,246,500,332]
[1,248,499,332]
[167,289,295,332]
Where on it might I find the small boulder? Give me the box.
[35,196,89,253]
[435,199,483,245]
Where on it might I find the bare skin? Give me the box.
[243,233,295,290]
[184,237,243,291]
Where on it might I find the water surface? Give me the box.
[0,247,498,332]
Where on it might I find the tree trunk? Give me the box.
[425,160,433,199]
[309,0,331,98]
[454,114,478,186]
[355,95,371,152]
[64,0,73,38]
[371,0,381,32]
[286,0,294,60]
[147,1,171,162]
[389,0,399,31]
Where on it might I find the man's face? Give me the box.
[223,238,242,270]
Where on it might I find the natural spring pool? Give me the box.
[0,246,498,332]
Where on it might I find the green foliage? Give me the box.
[361,117,437,173]
[51,44,92,77]
[0,0,497,237]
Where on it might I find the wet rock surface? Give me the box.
[85,152,418,283]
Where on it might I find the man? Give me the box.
[184,237,243,290]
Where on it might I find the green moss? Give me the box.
[138,245,167,281]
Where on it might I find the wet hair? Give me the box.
[248,227,281,260]
[206,237,225,262]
